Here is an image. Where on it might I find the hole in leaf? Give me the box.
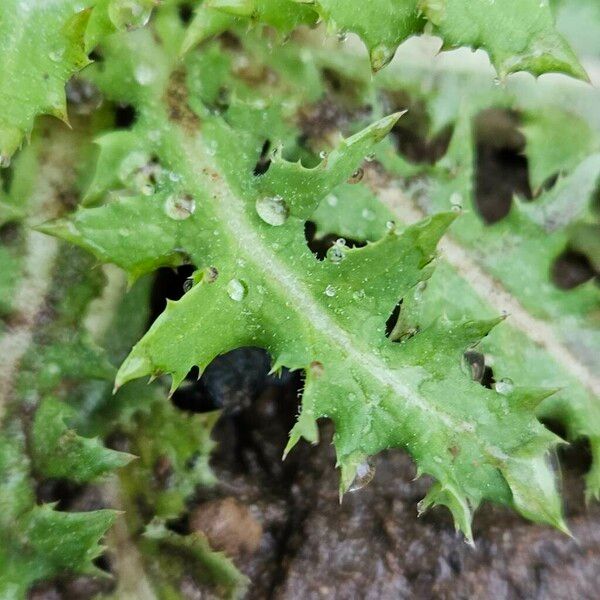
[385,300,402,338]
[178,2,194,24]
[304,222,366,260]
[171,348,274,415]
[385,91,452,165]
[474,109,532,224]
[463,351,495,389]
[253,140,271,176]
[1,162,14,193]
[551,249,597,289]
[88,48,104,62]
[149,264,196,326]
[217,31,242,51]
[114,103,137,129]
[392,124,452,165]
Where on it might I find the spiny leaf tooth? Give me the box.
[501,455,569,535]
[407,210,458,261]
[258,113,405,218]
[370,44,397,73]
[35,218,83,244]
[115,354,153,390]
[585,438,600,503]
[505,386,561,413]
[284,412,319,459]
[418,481,475,544]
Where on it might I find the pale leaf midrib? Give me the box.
[170,129,514,463]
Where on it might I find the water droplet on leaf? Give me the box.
[165,193,195,220]
[109,0,152,30]
[495,378,514,395]
[134,63,156,85]
[227,278,247,301]
[49,49,64,62]
[347,167,364,184]
[327,238,347,264]
[324,284,336,297]
[256,195,289,226]
[349,459,376,492]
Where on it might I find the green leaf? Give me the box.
[0,429,117,599]
[120,398,218,518]
[144,518,249,599]
[42,28,570,537]
[194,0,585,77]
[0,1,91,161]
[32,397,133,483]
[420,0,587,79]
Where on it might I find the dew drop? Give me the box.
[386,220,396,231]
[202,266,219,283]
[0,154,11,169]
[348,459,376,492]
[352,289,365,301]
[119,151,148,183]
[255,195,289,226]
[324,284,336,297]
[183,278,194,293]
[361,208,375,221]
[327,240,346,264]
[109,0,152,31]
[364,153,376,162]
[227,278,247,301]
[164,193,195,220]
[134,63,156,85]
[347,167,364,184]
[49,49,64,62]
[495,378,514,395]
[326,194,338,207]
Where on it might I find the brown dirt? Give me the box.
[196,370,600,600]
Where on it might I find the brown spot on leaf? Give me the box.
[165,69,200,131]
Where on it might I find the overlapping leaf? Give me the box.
[183,0,585,77]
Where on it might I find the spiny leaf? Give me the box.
[0,1,91,161]
[0,0,159,162]
[144,518,250,599]
[42,27,570,537]
[190,0,586,78]
[419,0,587,79]
[0,429,117,599]
[32,397,133,483]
